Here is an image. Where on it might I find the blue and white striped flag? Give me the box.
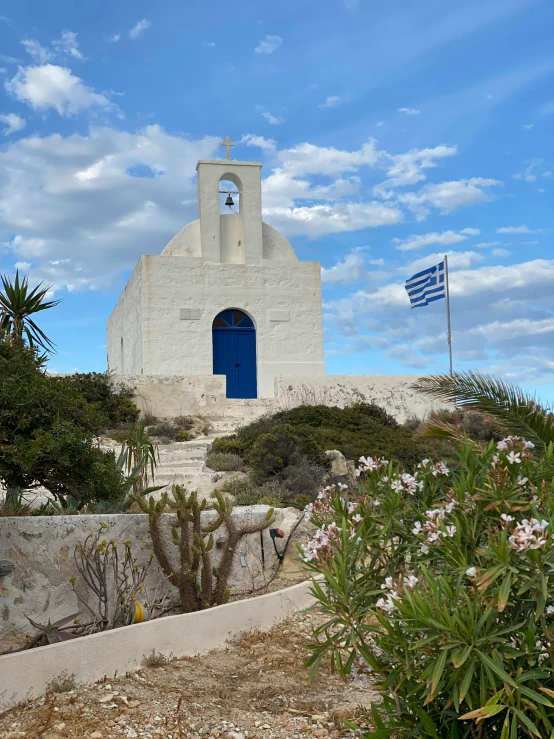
[405,259,446,308]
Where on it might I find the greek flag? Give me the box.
[405,260,446,308]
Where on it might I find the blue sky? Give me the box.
[0,0,553,398]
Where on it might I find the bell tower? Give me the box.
[196,136,263,264]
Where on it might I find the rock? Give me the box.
[325,450,348,477]
[90,733,103,738]
[209,730,221,737]
[98,694,114,703]
[126,729,138,738]
[228,733,245,739]
[52,724,66,732]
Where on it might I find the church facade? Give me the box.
[107,154,326,399]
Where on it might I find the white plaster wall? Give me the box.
[106,262,143,374]
[0,580,315,713]
[111,373,229,417]
[160,220,201,257]
[197,161,263,264]
[140,256,326,396]
[220,213,245,264]
[0,507,299,652]
[275,375,453,422]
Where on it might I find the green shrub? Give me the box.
[206,452,244,471]
[174,429,190,442]
[0,343,127,509]
[303,437,554,738]
[67,372,139,427]
[210,437,243,455]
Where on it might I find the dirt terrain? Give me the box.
[0,611,378,739]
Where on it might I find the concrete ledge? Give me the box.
[0,579,315,714]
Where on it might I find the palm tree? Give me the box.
[413,371,554,453]
[0,271,61,352]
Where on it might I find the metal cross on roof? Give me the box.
[220,135,235,160]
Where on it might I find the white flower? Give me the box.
[547,605,554,616]
[506,451,521,464]
[445,525,457,538]
[508,518,549,551]
[353,513,363,523]
[500,513,515,523]
[412,521,422,535]
[419,544,430,554]
[497,439,510,451]
[338,482,348,490]
[524,441,535,449]
[516,476,529,487]
[466,567,477,578]
[404,575,419,589]
[381,576,394,591]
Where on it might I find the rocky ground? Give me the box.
[0,611,378,739]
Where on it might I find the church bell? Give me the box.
[225,194,234,207]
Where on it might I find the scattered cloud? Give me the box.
[522,123,534,130]
[375,121,385,127]
[254,35,282,54]
[0,55,20,64]
[497,225,541,234]
[396,178,502,219]
[129,19,151,40]
[0,113,25,135]
[492,248,510,257]
[20,39,53,64]
[406,250,484,274]
[52,30,84,60]
[393,227,480,251]
[203,41,216,48]
[512,158,549,183]
[321,252,369,284]
[475,241,502,249]
[343,0,359,9]
[5,64,115,117]
[319,93,354,109]
[522,240,540,245]
[378,144,458,190]
[397,107,420,116]
[241,134,277,153]
[261,111,284,125]
[105,33,121,43]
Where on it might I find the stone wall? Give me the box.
[0,506,300,652]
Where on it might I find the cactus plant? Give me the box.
[138,486,274,612]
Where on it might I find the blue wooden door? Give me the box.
[212,310,257,399]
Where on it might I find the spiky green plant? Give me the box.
[122,421,160,493]
[0,270,61,352]
[414,371,554,453]
[138,486,274,612]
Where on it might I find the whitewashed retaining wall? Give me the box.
[0,580,315,713]
[0,507,299,652]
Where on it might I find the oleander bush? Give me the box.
[303,436,554,738]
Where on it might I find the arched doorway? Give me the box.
[212,309,257,399]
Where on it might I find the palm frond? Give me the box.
[0,270,61,352]
[413,372,554,452]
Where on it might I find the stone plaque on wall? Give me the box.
[268,309,290,322]
[180,308,202,320]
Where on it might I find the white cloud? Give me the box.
[20,39,53,64]
[241,134,276,152]
[261,111,284,125]
[0,112,25,135]
[277,139,380,177]
[512,158,547,183]
[379,144,458,189]
[522,240,540,245]
[5,64,114,117]
[475,241,502,249]
[254,35,282,54]
[263,201,403,238]
[0,125,220,290]
[203,41,216,48]
[106,33,121,43]
[397,107,420,116]
[492,248,510,257]
[522,123,534,130]
[321,252,369,284]
[406,250,484,274]
[375,121,385,127]
[319,94,354,109]
[497,225,541,234]
[343,0,359,9]
[393,227,480,251]
[397,178,502,219]
[52,30,83,60]
[129,19,151,40]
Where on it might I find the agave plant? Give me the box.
[414,371,554,453]
[0,270,61,352]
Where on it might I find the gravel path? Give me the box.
[0,611,378,739]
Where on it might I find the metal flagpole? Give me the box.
[444,255,453,376]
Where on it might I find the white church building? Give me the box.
[107,139,442,422]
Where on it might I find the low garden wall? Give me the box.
[0,579,315,713]
[0,506,301,652]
